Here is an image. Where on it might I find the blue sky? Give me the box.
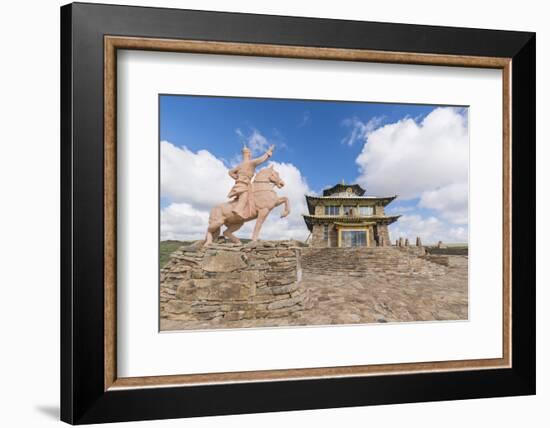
[161,95,435,194]
[160,95,469,243]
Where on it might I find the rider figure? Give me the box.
[228,144,275,219]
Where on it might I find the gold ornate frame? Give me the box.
[103,36,512,391]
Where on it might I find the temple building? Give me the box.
[302,182,400,247]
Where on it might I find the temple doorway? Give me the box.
[340,230,368,247]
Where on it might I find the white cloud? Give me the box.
[160,141,233,210]
[386,204,416,214]
[355,107,468,200]
[355,107,468,229]
[299,111,311,127]
[235,128,271,156]
[352,107,469,243]
[419,182,468,225]
[160,203,209,241]
[341,116,385,146]
[160,141,312,242]
[389,214,468,245]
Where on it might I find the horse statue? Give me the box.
[204,165,290,245]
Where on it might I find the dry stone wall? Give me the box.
[301,245,447,279]
[161,240,311,325]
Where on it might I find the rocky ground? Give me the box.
[160,252,468,331]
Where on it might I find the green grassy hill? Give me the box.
[160,238,253,268]
[425,244,468,256]
[160,240,190,268]
[161,240,468,267]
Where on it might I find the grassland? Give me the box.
[425,244,468,256]
[160,240,468,268]
[160,238,254,268]
[160,240,190,268]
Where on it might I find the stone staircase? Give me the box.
[301,246,447,279]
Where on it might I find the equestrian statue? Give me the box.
[204,145,290,245]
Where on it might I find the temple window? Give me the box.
[358,206,374,216]
[325,205,340,215]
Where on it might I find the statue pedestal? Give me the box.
[161,240,310,325]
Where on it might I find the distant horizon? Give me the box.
[160,239,469,246]
[160,94,469,244]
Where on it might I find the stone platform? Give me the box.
[160,240,311,326]
[161,244,468,331]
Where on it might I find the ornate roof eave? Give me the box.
[333,221,377,227]
[305,194,398,214]
[302,214,401,231]
[323,183,365,197]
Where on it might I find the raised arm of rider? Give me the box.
[252,146,275,166]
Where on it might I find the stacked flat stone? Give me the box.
[301,245,447,280]
[161,240,311,326]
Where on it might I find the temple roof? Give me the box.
[305,194,397,214]
[323,183,365,197]
[302,214,401,232]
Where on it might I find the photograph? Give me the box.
[159,95,470,331]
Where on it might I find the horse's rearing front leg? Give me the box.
[252,208,269,241]
[275,196,290,218]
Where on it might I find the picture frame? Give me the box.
[60,2,535,424]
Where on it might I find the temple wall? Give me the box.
[311,224,327,247]
[377,224,391,246]
[367,225,376,247]
[310,224,340,247]
[328,225,338,247]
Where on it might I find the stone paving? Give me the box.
[160,249,468,331]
